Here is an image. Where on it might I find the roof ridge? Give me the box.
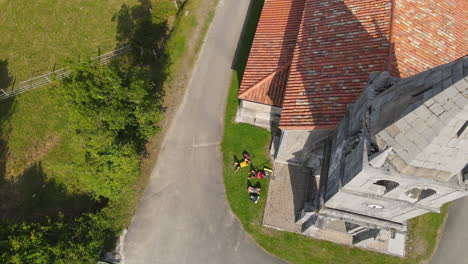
[238,62,291,99]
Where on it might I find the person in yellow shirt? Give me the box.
[232,154,251,172]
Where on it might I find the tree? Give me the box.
[57,59,161,200]
[0,213,114,264]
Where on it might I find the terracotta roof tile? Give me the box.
[280,0,392,129]
[238,0,305,107]
[239,0,463,130]
[238,63,291,106]
[388,0,468,78]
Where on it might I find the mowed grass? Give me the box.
[0,0,137,83]
[221,0,448,263]
[222,73,272,224]
[163,0,199,82]
[0,72,100,220]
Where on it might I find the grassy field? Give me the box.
[0,0,141,179]
[0,0,139,221]
[0,0,138,84]
[221,0,447,263]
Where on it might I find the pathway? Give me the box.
[124,1,286,263]
[431,196,468,264]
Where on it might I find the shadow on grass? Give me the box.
[106,0,184,156]
[0,59,15,189]
[0,162,105,222]
[111,0,181,122]
[113,0,175,66]
[247,180,261,189]
[0,162,105,221]
[1,60,104,221]
[0,59,13,91]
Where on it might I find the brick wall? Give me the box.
[389,0,467,77]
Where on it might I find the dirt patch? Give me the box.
[5,134,60,179]
[411,236,429,259]
[258,226,283,237]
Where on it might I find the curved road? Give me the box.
[431,196,468,264]
[124,1,285,263]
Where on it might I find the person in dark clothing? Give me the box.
[247,186,261,203]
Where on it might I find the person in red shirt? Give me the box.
[248,168,271,179]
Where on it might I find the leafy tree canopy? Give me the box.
[57,59,161,200]
[0,213,113,264]
[61,59,160,144]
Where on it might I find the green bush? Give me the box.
[0,213,114,264]
[152,0,178,25]
[56,59,162,200]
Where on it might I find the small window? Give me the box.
[374,180,399,194]
[365,203,384,209]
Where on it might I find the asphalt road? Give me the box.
[124,1,285,263]
[431,196,468,264]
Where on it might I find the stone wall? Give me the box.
[235,100,281,130]
[275,129,331,169]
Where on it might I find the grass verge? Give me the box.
[138,0,220,207]
[221,0,448,263]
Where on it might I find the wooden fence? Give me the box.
[0,45,131,101]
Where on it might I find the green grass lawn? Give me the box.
[0,0,138,219]
[0,0,141,180]
[0,0,137,84]
[221,0,447,263]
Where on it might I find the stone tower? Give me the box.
[322,57,468,223]
[297,56,468,255]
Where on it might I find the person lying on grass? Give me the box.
[247,186,261,203]
[232,159,250,172]
[232,152,251,172]
[247,168,272,179]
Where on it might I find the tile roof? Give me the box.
[280,0,392,129]
[238,0,465,130]
[388,0,468,78]
[238,63,290,106]
[238,0,305,107]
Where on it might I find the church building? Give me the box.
[236,0,467,256]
